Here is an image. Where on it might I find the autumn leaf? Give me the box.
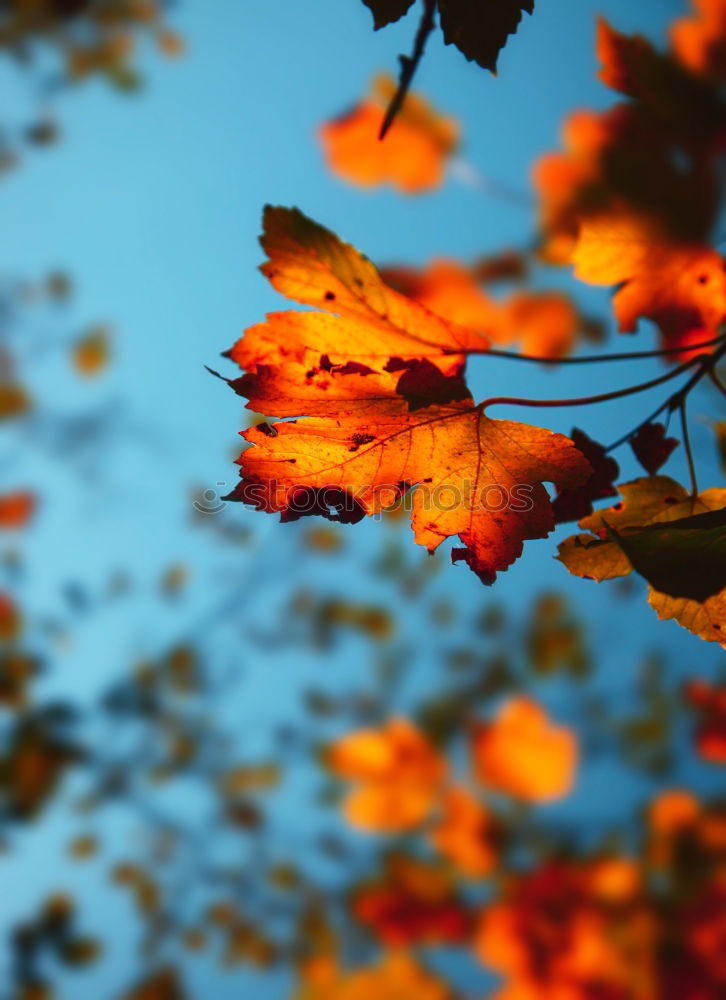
[0,382,31,421]
[470,697,578,802]
[474,861,641,997]
[382,259,580,358]
[533,109,616,263]
[438,0,535,74]
[73,326,110,376]
[0,593,22,644]
[295,950,452,1000]
[429,785,498,877]
[0,491,36,530]
[534,97,721,266]
[353,855,470,946]
[380,260,500,339]
[228,207,484,374]
[558,476,726,646]
[231,383,591,583]
[326,717,446,832]
[121,968,187,1000]
[319,75,459,194]
[685,680,726,765]
[607,506,726,603]
[596,17,726,140]
[648,788,701,835]
[362,0,415,30]
[671,0,726,80]
[551,428,619,524]
[630,422,679,475]
[224,209,591,583]
[572,210,726,352]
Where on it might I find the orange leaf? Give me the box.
[226,209,591,582]
[558,477,726,646]
[295,950,452,1000]
[0,491,36,530]
[0,592,22,643]
[327,718,445,832]
[671,0,726,80]
[73,327,110,376]
[319,75,459,194]
[430,785,498,877]
[572,210,726,351]
[471,697,577,802]
[228,207,487,377]
[382,260,579,358]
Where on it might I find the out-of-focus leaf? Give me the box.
[319,76,459,194]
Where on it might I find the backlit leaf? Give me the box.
[224,208,591,584]
[319,76,459,193]
[572,211,726,351]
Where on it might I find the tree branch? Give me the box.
[379,0,437,139]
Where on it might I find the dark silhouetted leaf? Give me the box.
[438,0,535,73]
[363,0,416,29]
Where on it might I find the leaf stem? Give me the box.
[709,368,726,400]
[605,341,726,452]
[479,355,699,413]
[679,399,698,498]
[379,0,437,140]
[471,335,726,366]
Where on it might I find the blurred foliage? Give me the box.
[2,2,726,1000]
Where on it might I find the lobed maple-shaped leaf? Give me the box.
[359,0,535,74]
[629,422,679,475]
[572,210,726,353]
[227,206,483,376]
[319,75,459,194]
[438,0,535,74]
[224,207,592,584]
[551,429,619,525]
[558,476,726,646]
[362,0,416,29]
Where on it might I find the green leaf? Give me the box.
[607,506,726,602]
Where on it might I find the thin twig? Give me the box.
[606,342,726,452]
[480,356,699,413]
[709,368,726,400]
[472,335,726,366]
[679,399,698,497]
[379,0,437,140]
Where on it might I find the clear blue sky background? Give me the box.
[1,1,723,997]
